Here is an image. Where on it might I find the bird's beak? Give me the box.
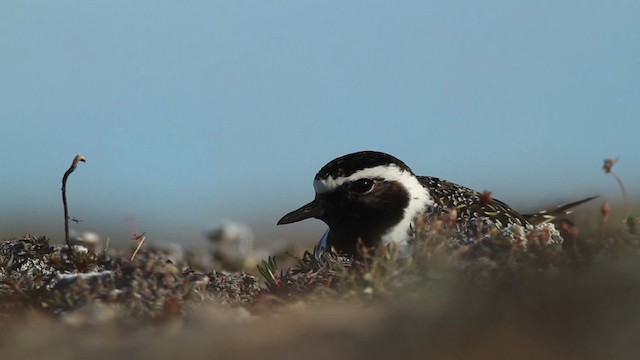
[277,198,324,225]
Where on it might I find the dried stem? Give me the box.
[131,233,147,261]
[610,171,629,210]
[62,155,86,252]
[603,157,629,210]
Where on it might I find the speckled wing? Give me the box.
[418,176,529,229]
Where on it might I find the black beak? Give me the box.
[277,198,324,225]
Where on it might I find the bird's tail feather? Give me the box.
[523,196,598,226]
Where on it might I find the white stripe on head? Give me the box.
[314,164,408,194]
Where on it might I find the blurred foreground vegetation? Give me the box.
[1,206,639,360]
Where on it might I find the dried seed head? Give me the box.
[603,157,618,173]
[480,191,492,206]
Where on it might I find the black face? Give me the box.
[278,178,410,253]
[318,179,407,228]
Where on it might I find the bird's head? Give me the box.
[278,151,432,254]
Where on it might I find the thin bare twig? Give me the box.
[131,232,147,261]
[62,155,86,252]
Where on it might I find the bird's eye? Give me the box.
[351,178,375,193]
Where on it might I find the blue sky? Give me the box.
[2,1,639,246]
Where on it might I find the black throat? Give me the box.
[320,181,410,256]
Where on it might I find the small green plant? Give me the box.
[257,256,281,290]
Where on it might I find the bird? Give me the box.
[277,151,596,257]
